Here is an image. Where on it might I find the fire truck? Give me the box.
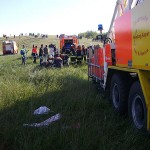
[88,0,150,132]
[59,35,78,53]
[2,40,18,55]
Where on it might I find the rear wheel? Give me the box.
[110,74,128,114]
[128,81,147,131]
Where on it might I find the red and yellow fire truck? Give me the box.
[59,34,78,52]
[88,0,150,132]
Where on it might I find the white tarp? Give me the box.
[33,106,50,115]
[23,113,61,127]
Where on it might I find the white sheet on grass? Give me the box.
[23,113,61,127]
[33,106,50,115]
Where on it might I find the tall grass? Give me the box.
[0,38,150,150]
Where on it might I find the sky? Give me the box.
[0,0,116,36]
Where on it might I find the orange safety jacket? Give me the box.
[32,47,37,54]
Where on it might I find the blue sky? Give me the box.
[0,0,116,36]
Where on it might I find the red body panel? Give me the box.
[60,36,78,50]
[92,47,104,79]
[114,11,132,66]
[105,44,112,66]
[91,57,95,75]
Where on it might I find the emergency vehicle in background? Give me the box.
[2,40,18,55]
[59,34,78,52]
[88,0,150,132]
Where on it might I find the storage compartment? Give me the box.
[114,11,132,67]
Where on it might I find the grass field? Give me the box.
[0,36,150,150]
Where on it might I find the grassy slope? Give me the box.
[0,37,150,150]
[0,35,59,55]
[0,35,97,55]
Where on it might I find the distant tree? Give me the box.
[78,31,98,39]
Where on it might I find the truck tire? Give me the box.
[110,74,128,114]
[128,81,147,131]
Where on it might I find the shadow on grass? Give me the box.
[0,74,150,150]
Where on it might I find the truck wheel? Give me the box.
[110,74,128,114]
[128,81,147,131]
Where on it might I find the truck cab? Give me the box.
[60,35,78,54]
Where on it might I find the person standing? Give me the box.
[49,44,55,58]
[76,45,82,64]
[43,45,48,64]
[70,44,76,56]
[20,45,27,65]
[39,44,44,66]
[82,45,87,62]
[32,45,38,63]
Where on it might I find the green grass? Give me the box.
[0,37,150,150]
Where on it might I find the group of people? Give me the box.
[38,44,64,67]
[62,44,87,63]
[31,44,63,67]
[20,44,63,67]
[20,43,88,67]
[31,44,57,65]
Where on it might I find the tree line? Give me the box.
[78,31,107,39]
[78,31,98,39]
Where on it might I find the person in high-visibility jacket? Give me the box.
[32,45,38,63]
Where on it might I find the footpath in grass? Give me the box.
[0,55,150,150]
